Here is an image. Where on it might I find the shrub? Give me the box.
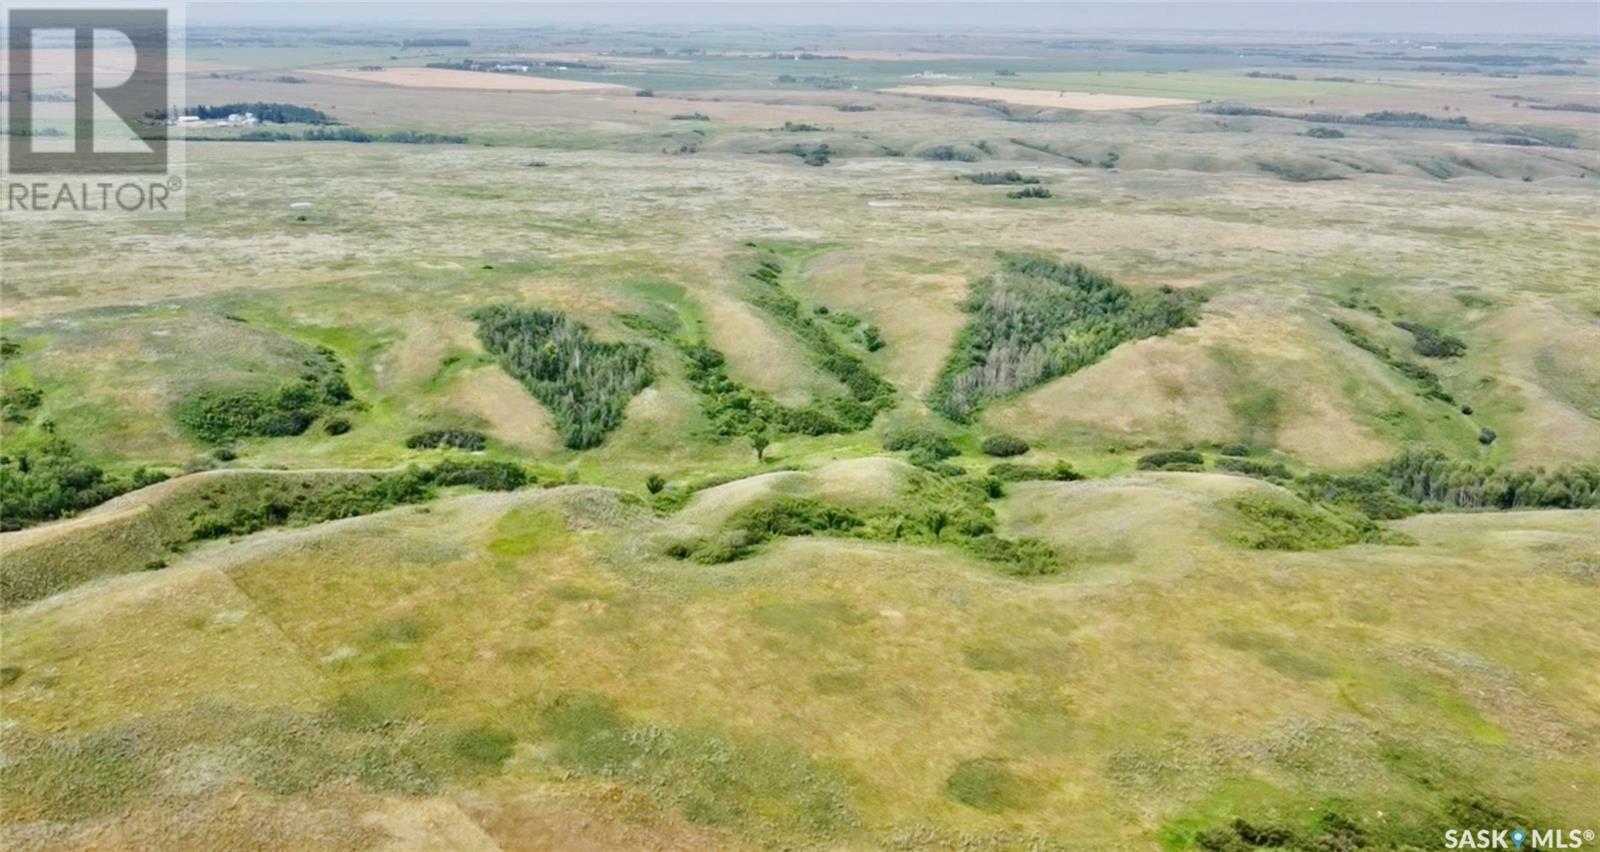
[429,458,527,491]
[966,535,1059,576]
[405,430,487,451]
[731,497,861,540]
[1329,318,1454,403]
[0,439,167,530]
[1478,427,1497,445]
[1229,495,1362,551]
[980,434,1029,457]
[790,144,831,166]
[919,145,980,162]
[1394,320,1467,358]
[882,424,956,460]
[1006,186,1052,199]
[1,386,42,422]
[645,473,666,494]
[323,416,351,435]
[1220,443,1251,457]
[1303,126,1345,138]
[1137,450,1204,471]
[175,347,352,443]
[989,460,1081,482]
[1215,457,1291,479]
[964,170,1039,185]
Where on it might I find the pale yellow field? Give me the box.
[533,52,690,66]
[885,85,1199,110]
[301,67,630,93]
[718,49,1013,61]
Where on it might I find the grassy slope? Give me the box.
[0,469,390,607]
[2,476,1596,848]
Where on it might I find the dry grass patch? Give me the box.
[445,367,561,454]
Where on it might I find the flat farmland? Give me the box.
[884,84,1200,110]
[302,66,632,92]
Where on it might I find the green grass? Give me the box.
[945,758,1037,813]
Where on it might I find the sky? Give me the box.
[186,2,1599,37]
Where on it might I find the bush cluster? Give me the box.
[988,460,1081,482]
[185,457,531,541]
[668,497,861,563]
[1214,457,1292,480]
[405,429,487,451]
[0,439,167,530]
[175,346,353,443]
[964,170,1039,185]
[1394,320,1467,358]
[667,469,1063,577]
[2,385,43,422]
[980,434,1029,457]
[1228,495,1366,551]
[1136,450,1204,471]
[1329,318,1456,404]
[919,145,980,162]
[302,127,468,144]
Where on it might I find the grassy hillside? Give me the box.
[2,479,1595,848]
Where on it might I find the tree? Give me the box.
[752,430,771,462]
[646,473,666,494]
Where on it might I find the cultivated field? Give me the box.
[886,84,1199,110]
[303,67,631,92]
[2,18,1598,852]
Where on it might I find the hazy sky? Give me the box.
[188,2,1599,37]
